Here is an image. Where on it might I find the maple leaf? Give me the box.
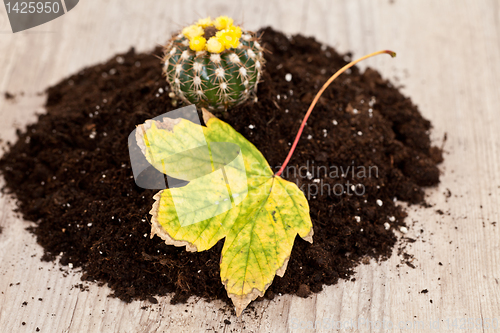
[136,109,313,316]
[134,48,395,316]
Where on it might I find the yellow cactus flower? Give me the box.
[189,36,207,51]
[216,29,240,49]
[214,16,234,30]
[206,37,225,53]
[228,25,242,39]
[196,17,213,28]
[182,24,204,40]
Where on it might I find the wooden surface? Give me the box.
[1,1,499,332]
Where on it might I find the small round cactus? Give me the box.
[162,16,265,111]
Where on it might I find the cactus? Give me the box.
[162,16,265,111]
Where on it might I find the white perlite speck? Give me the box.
[355,216,361,223]
[285,73,292,82]
[306,171,313,180]
[384,223,390,230]
[400,226,408,234]
[248,124,255,129]
[376,199,383,206]
[332,120,338,125]
[389,216,396,222]
[307,135,313,140]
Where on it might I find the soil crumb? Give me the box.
[4,91,15,100]
[0,27,441,307]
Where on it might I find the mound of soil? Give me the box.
[0,27,442,308]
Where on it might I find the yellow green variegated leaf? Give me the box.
[136,117,213,181]
[137,109,313,316]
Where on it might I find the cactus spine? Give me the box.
[162,16,265,111]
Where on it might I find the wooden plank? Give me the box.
[0,0,499,332]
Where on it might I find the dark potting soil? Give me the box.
[0,27,442,308]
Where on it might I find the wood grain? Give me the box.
[0,1,499,332]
